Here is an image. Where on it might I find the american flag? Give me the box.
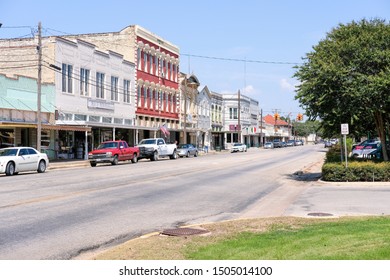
[160,124,170,136]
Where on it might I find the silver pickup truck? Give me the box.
[137,138,178,161]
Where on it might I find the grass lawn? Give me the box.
[93,216,390,260]
[186,216,390,260]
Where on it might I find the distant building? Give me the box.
[262,114,291,141]
[222,92,261,149]
[210,91,224,150]
[197,86,212,148]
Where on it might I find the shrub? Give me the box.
[322,161,390,182]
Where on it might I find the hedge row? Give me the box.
[322,162,390,182]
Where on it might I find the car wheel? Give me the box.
[37,160,46,173]
[90,162,97,167]
[151,151,158,161]
[5,162,15,176]
[170,150,178,160]
[131,153,138,163]
[112,155,119,165]
[352,154,359,159]
[194,151,198,157]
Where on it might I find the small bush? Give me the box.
[325,145,342,163]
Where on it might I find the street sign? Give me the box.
[341,123,349,135]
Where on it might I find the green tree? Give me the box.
[293,120,322,138]
[294,18,390,161]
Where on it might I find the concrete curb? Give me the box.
[48,160,90,170]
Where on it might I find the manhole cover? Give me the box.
[307,212,333,217]
[161,228,209,236]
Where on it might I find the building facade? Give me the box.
[53,37,136,158]
[0,74,55,156]
[1,25,280,155]
[262,114,291,142]
[179,73,200,145]
[67,25,181,143]
[197,86,211,149]
[210,90,224,150]
[222,92,261,149]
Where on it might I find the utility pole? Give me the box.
[260,108,263,147]
[183,77,187,144]
[237,90,241,143]
[37,22,42,151]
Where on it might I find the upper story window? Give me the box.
[154,56,158,75]
[164,60,168,78]
[169,62,173,80]
[62,63,73,93]
[137,85,141,107]
[111,76,119,101]
[96,72,105,99]
[149,54,153,74]
[229,107,238,120]
[143,52,148,72]
[80,68,90,96]
[123,79,131,103]
[137,48,142,70]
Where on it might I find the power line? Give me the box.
[181,53,301,65]
[0,25,33,29]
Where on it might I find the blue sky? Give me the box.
[1,0,389,118]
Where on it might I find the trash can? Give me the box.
[216,146,221,152]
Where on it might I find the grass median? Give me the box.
[93,216,390,260]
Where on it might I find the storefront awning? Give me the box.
[0,122,91,132]
[42,124,91,132]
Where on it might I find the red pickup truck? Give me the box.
[88,140,139,167]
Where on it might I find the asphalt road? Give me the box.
[1,144,389,260]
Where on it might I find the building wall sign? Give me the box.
[229,124,241,131]
[87,99,114,111]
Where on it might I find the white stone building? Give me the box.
[53,37,136,157]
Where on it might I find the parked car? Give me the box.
[137,138,177,161]
[88,140,139,167]
[351,143,382,159]
[177,144,198,157]
[295,140,304,146]
[324,141,333,148]
[352,139,380,150]
[281,141,287,148]
[264,142,274,149]
[286,140,295,147]
[273,139,282,148]
[231,143,247,153]
[0,147,49,176]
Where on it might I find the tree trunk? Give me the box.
[374,112,389,161]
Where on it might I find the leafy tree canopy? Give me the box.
[294,18,390,160]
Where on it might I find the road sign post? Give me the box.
[341,124,349,168]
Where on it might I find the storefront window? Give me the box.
[41,130,50,149]
[0,129,15,148]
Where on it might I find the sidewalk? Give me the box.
[48,149,229,170]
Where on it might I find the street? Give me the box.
[1,145,390,260]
